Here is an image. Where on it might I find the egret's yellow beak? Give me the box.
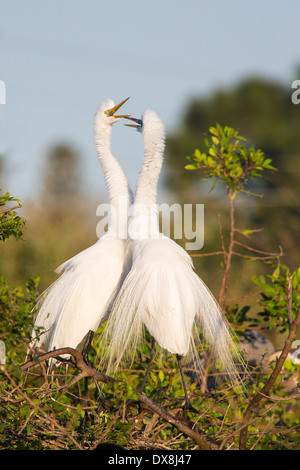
[105,97,130,118]
[124,116,143,130]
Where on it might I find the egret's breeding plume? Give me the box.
[100,109,243,396]
[31,98,132,353]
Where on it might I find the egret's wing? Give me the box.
[31,238,127,351]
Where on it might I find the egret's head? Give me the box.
[99,97,130,125]
[125,109,165,141]
[124,116,143,132]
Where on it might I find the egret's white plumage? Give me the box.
[31,99,132,352]
[101,109,242,384]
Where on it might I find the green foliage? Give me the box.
[185,123,277,195]
[0,275,39,364]
[227,264,300,341]
[0,192,38,364]
[0,192,25,242]
[252,264,300,333]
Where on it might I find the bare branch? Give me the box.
[218,188,235,306]
[287,274,294,326]
[21,347,116,396]
[137,392,219,450]
[191,251,224,258]
[233,240,283,259]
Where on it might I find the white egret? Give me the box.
[31,98,132,356]
[100,109,243,404]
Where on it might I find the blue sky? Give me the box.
[1,0,299,203]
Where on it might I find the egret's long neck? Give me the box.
[94,120,130,237]
[131,129,165,238]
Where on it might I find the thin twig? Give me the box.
[233,240,283,258]
[218,213,227,265]
[226,289,263,303]
[231,251,282,261]
[90,409,121,450]
[250,406,278,450]
[234,228,264,234]
[1,365,83,450]
[0,205,21,215]
[191,251,224,258]
[287,275,294,326]
[218,187,235,306]
[21,347,116,397]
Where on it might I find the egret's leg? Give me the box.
[139,337,156,393]
[177,354,198,414]
[82,330,96,424]
[81,330,110,420]
[125,337,156,418]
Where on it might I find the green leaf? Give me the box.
[207,156,215,166]
[208,147,217,157]
[193,148,201,159]
[241,229,256,237]
[184,164,197,170]
[125,385,138,401]
[209,178,218,192]
[272,265,280,279]
[158,370,165,382]
[209,126,218,136]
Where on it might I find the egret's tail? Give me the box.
[192,273,245,387]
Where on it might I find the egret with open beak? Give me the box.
[105,97,131,120]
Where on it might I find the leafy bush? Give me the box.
[185,123,276,195]
[0,275,39,364]
[253,264,300,333]
[0,192,25,242]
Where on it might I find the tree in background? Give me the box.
[165,77,300,274]
[0,143,96,290]
[39,143,82,221]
